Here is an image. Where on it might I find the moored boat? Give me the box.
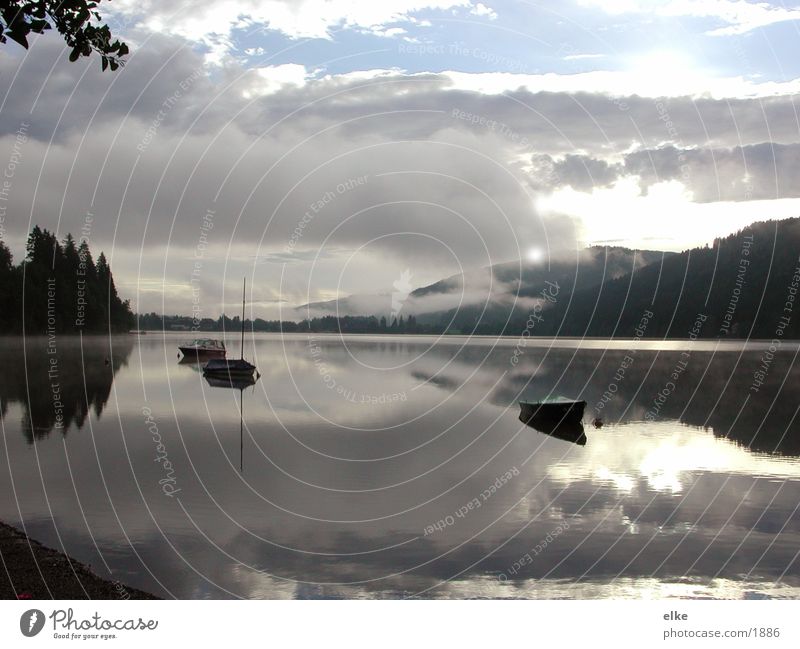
[202,278,258,381]
[202,357,257,379]
[179,338,226,358]
[518,397,586,427]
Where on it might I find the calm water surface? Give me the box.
[1,333,799,599]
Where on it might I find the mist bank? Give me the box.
[140,217,799,340]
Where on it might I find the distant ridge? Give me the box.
[297,245,669,326]
[534,218,800,339]
[136,218,800,339]
[294,218,800,338]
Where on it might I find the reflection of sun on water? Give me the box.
[547,420,800,494]
[434,576,797,600]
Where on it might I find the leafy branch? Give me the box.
[0,1,128,70]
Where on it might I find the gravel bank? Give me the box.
[0,521,158,599]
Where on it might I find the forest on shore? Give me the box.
[0,226,134,334]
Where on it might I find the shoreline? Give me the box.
[4,331,798,342]
[0,521,158,600]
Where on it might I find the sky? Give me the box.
[1,0,800,318]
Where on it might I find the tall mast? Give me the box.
[241,277,245,360]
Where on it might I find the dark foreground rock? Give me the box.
[0,521,158,599]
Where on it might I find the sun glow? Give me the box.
[628,50,703,96]
[537,177,800,251]
[526,247,544,263]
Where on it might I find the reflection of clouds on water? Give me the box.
[548,422,800,495]
[1,334,799,598]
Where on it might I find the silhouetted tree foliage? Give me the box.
[528,218,800,339]
[135,312,429,335]
[0,225,134,333]
[0,0,128,70]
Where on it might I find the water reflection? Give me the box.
[486,346,800,456]
[519,415,587,446]
[0,336,132,442]
[0,334,798,599]
[203,373,259,473]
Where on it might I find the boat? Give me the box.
[202,279,258,380]
[178,338,226,358]
[518,398,588,446]
[203,357,257,378]
[518,397,586,427]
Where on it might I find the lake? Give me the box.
[1,333,799,599]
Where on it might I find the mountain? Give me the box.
[529,217,800,339]
[295,217,800,339]
[297,246,670,333]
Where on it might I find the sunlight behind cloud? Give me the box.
[242,64,312,97]
[537,177,800,250]
[628,50,702,97]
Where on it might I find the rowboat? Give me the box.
[518,398,587,446]
[518,398,586,427]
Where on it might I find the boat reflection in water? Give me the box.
[519,398,588,446]
[204,373,259,472]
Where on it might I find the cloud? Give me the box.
[563,53,607,61]
[578,0,800,36]
[443,68,800,98]
[2,34,800,314]
[242,64,315,97]
[107,0,476,61]
[470,3,498,19]
[538,178,800,250]
[530,142,800,202]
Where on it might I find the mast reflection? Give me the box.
[203,374,259,472]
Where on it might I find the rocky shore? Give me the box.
[0,521,157,599]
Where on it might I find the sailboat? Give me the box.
[203,278,258,380]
